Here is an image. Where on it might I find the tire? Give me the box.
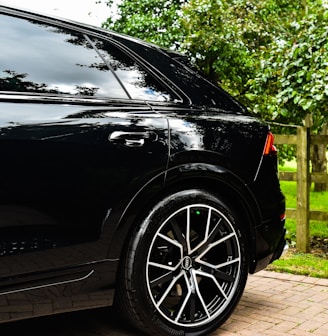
[115,189,249,336]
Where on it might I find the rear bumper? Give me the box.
[252,234,288,273]
[251,216,287,274]
[248,153,287,273]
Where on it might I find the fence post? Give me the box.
[296,116,311,252]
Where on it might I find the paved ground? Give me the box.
[217,271,328,335]
[0,270,327,335]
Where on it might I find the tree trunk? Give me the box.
[311,124,327,192]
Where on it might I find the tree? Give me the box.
[247,3,328,122]
[103,0,328,188]
[247,3,328,190]
[180,0,307,106]
[102,0,186,49]
[180,0,255,95]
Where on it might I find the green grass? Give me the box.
[278,159,297,172]
[268,252,328,278]
[268,160,328,278]
[280,180,328,240]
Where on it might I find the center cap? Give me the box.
[182,256,193,270]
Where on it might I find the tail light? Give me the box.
[263,132,277,156]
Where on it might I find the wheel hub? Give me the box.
[181,256,193,271]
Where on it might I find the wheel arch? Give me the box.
[107,162,262,274]
[164,163,263,274]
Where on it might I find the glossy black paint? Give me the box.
[0,5,286,324]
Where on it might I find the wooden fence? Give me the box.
[274,117,328,252]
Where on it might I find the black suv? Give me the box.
[0,5,286,336]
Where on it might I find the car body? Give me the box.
[0,5,286,336]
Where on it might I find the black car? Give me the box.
[0,5,286,336]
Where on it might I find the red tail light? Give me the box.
[263,132,277,155]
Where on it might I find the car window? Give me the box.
[0,14,176,102]
[90,37,176,102]
[0,14,131,98]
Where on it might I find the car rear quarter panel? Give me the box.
[167,110,269,183]
[165,110,284,272]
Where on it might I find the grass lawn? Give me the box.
[267,160,328,278]
[268,251,328,278]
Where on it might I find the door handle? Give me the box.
[109,131,158,147]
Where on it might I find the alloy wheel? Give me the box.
[146,203,242,327]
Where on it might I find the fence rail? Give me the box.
[274,126,328,252]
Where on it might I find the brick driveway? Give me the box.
[0,271,327,335]
[217,271,328,335]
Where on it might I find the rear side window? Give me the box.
[0,13,176,102]
[117,36,245,112]
[88,37,175,102]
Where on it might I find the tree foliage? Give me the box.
[102,0,186,49]
[181,0,255,95]
[181,0,310,113]
[103,0,328,128]
[249,4,328,128]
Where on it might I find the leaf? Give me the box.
[302,100,313,111]
[245,93,257,101]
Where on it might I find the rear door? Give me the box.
[0,11,174,290]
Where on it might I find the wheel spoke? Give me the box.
[191,270,210,318]
[149,270,176,289]
[158,232,183,250]
[195,269,229,300]
[214,269,234,282]
[148,261,176,272]
[156,271,184,307]
[196,232,236,262]
[189,292,196,323]
[186,206,191,254]
[216,258,240,269]
[192,217,223,256]
[200,264,235,282]
[197,257,240,270]
[171,219,188,252]
[174,272,192,322]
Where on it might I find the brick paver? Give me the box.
[214,271,328,336]
[0,270,327,335]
